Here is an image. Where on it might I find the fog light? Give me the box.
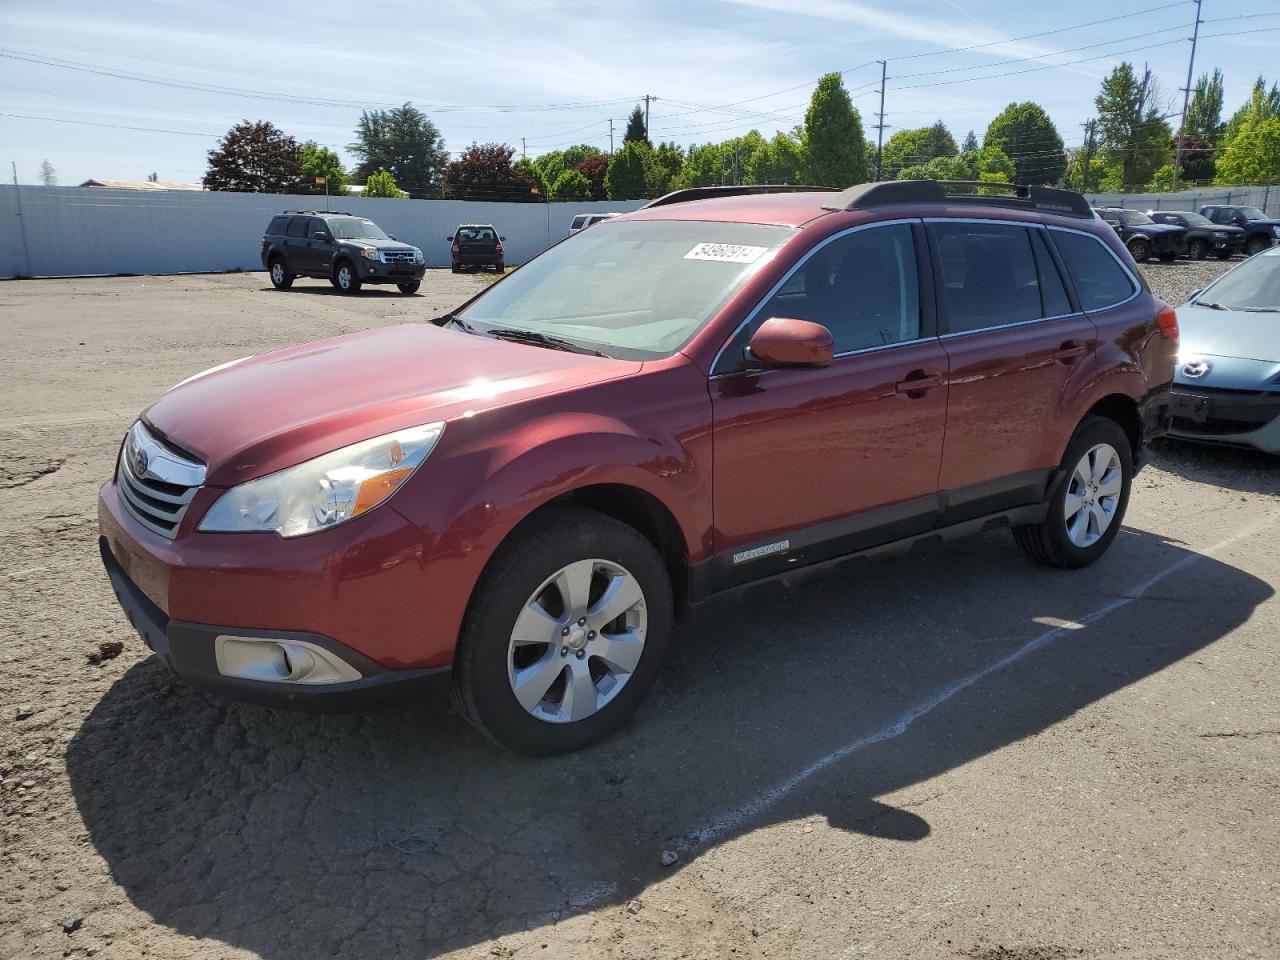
[214,635,362,685]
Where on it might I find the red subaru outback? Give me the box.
[100,182,1177,754]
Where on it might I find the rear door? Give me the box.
[284,216,312,272]
[929,219,1098,522]
[457,226,497,260]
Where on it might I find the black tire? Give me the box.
[1126,237,1150,263]
[1012,415,1133,569]
[1245,236,1269,257]
[268,257,294,290]
[397,281,421,294]
[329,276,340,288]
[494,260,505,273]
[333,260,362,294]
[1187,239,1208,260]
[451,263,461,274]
[453,507,674,755]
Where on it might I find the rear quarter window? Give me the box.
[286,217,309,238]
[267,216,290,235]
[1050,230,1137,311]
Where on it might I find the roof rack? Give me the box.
[282,210,354,215]
[643,184,837,209]
[820,181,1094,219]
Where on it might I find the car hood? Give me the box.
[336,237,417,250]
[1245,219,1280,229]
[1139,223,1185,235]
[1174,302,1280,387]
[143,324,638,487]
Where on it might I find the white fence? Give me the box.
[0,186,646,279]
[1086,184,1279,215]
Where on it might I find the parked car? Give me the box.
[1169,246,1280,453]
[261,212,424,294]
[101,181,1176,754]
[449,224,505,273]
[568,212,620,236]
[1093,207,1187,263]
[1198,204,1280,258]
[1146,210,1245,261]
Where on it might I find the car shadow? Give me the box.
[66,526,1271,957]
[1149,438,1278,496]
[257,286,416,297]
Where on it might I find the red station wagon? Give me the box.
[99,182,1178,754]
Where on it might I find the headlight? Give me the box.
[1213,231,1226,238]
[414,248,424,264]
[199,422,444,537]
[1272,226,1280,238]
[361,247,380,260]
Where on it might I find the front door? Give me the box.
[710,221,948,588]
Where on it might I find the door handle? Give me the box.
[1053,340,1088,363]
[895,369,945,398]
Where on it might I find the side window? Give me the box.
[752,223,920,356]
[570,215,587,230]
[286,217,309,238]
[1050,230,1137,312]
[267,216,290,235]
[930,222,1041,333]
[309,219,329,238]
[1031,230,1072,317]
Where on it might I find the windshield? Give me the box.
[1116,210,1153,226]
[457,226,497,242]
[1196,250,1280,311]
[457,219,795,360]
[1178,212,1213,226]
[329,217,390,241]
[1240,207,1267,221]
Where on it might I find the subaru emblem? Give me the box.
[1182,360,1210,379]
[133,445,149,476]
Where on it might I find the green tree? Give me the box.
[1215,115,1280,185]
[648,141,685,193]
[897,145,1014,184]
[204,120,304,192]
[513,157,548,200]
[605,141,649,199]
[672,142,729,189]
[1185,69,1225,144]
[880,123,955,180]
[349,102,448,197]
[300,141,348,195]
[549,169,592,201]
[961,130,979,152]
[749,131,805,184]
[1221,76,1280,146]
[623,105,650,147]
[1094,63,1171,190]
[362,170,408,199]
[560,144,600,169]
[983,102,1066,185]
[802,72,868,187]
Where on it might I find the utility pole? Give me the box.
[642,94,658,141]
[609,118,615,155]
[521,137,527,160]
[1081,120,1098,193]
[11,161,34,277]
[874,60,888,182]
[1172,0,1203,193]
[733,142,740,186]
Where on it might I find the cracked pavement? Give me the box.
[1,269,1278,960]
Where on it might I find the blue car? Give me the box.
[1169,246,1280,454]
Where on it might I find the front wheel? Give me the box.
[269,259,294,290]
[334,261,362,294]
[397,281,421,294]
[1126,237,1150,263]
[453,507,673,755]
[1012,416,1132,569]
[1245,236,1270,257]
[1187,239,1208,260]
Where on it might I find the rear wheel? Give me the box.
[1187,239,1208,260]
[1012,416,1132,569]
[268,258,294,290]
[397,281,421,294]
[334,261,361,294]
[450,263,461,274]
[453,507,673,755]
[494,260,505,273]
[1126,237,1150,263]
[1245,236,1270,257]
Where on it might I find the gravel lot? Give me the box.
[2,263,1278,960]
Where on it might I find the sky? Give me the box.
[1,0,1278,186]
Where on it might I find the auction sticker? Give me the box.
[684,242,769,263]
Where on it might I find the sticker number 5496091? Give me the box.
[684,242,769,264]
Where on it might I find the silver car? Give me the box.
[1170,246,1280,453]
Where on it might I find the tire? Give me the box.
[268,258,294,290]
[451,263,461,274]
[329,276,340,288]
[494,261,505,273]
[333,261,362,294]
[397,281,421,294]
[1245,236,1269,257]
[1012,416,1132,570]
[1187,239,1208,260]
[1126,237,1150,263]
[453,507,673,755]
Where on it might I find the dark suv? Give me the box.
[1093,207,1186,262]
[1198,205,1280,257]
[1146,210,1245,260]
[102,181,1176,754]
[261,212,425,294]
[449,224,505,273]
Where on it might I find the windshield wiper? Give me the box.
[1239,306,1280,313]
[1196,300,1228,310]
[486,327,608,357]
[438,314,484,335]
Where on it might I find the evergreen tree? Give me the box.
[605,142,649,199]
[1185,69,1225,144]
[349,103,448,197]
[1221,76,1280,146]
[984,102,1066,185]
[802,72,868,187]
[623,106,650,148]
[961,130,979,152]
[1094,63,1171,190]
[38,160,57,186]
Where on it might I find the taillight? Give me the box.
[260,237,268,253]
[1155,304,1178,340]
[494,241,504,254]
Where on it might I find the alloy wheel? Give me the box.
[337,266,351,289]
[1064,442,1122,548]
[507,558,647,724]
[271,263,284,284]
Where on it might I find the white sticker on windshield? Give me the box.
[684,242,769,264]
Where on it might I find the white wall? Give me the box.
[0,186,647,279]
[1086,184,1278,215]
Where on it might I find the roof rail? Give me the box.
[820,181,1094,219]
[282,210,354,215]
[643,184,837,209]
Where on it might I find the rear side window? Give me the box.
[286,217,309,238]
[1031,231,1072,317]
[930,222,1041,333]
[267,216,290,235]
[457,226,496,241]
[570,215,588,230]
[1050,230,1136,311]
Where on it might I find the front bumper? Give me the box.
[356,260,426,283]
[1168,387,1280,453]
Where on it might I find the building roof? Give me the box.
[79,179,204,191]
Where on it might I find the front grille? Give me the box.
[379,249,416,263]
[117,421,206,539]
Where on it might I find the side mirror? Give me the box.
[747,317,834,368]
[1188,288,1202,301]
[313,233,331,243]
[500,236,506,241]
[446,235,454,242]
[389,234,398,241]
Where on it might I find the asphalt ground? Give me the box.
[1,264,1277,960]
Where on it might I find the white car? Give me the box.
[567,212,620,236]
